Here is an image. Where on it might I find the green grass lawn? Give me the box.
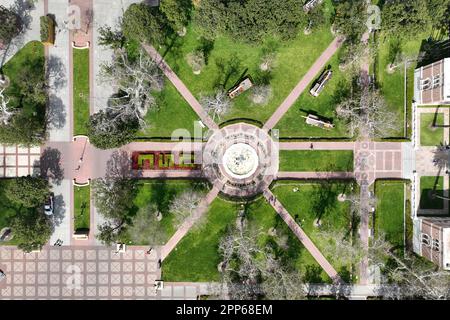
[375,33,427,138]
[159,18,335,125]
[375,181,404,248]
[137,80,202,138]
[420,113,444,146]
[276,52,352,138]
[272,181,356,282]
[419,176,444,210]
[73,48,90,136]
[74,186,90,231]
[279,150,354,171]
[121,180,207,245]
[246,197,332,283]
[162,196,331,283]
[162,198,237,282]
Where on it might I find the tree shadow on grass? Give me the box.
[213,54,243,90]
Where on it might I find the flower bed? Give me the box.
[132,151,200,170]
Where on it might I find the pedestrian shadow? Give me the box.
[39,147,65,185]
[47,94,67,130]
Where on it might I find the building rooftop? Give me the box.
[414,58,450,105]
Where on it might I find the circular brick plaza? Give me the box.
[202,122,279,197]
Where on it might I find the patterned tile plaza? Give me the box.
[0,246,166,300]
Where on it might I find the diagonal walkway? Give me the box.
[142,44,219,130]
[263,36,345,131]
[263,189,343,284]
[161,183,222,261]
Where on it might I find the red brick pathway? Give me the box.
[263,37,345,131]
[263,189,343,284]
[142,44,219,130]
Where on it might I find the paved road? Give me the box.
[279,142,355,150]
[45,0,73,246]
[263,36,345,131]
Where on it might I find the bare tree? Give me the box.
[318,228,363,267]
[169,189,204,227]
[200,91,232,121]
[336,85,398,139]
[370,233,450,300]
[219,225,305,300]
[250,85,272,105]
[186,50,205,75]
[128,204,167,245]
[99,49,164,130]
[0,88,14,125]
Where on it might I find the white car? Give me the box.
[44,194,54,216]
[0,270,6,283]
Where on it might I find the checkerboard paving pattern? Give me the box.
[0,145,41,177]
[0,246,163,300]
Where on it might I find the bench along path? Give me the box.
[142,44,219,130]
[263,189,343,284]
[263,36,345,131]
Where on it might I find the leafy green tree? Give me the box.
[381,0,431,39]
[12,209,52,252]
[5,176,51,208]
[195,0,306,43]
[88,109,138,149]
[426,0,450,29]
[0,5,21,44]
[333,0,367,44]
[160,0,192,32]
[98,25,124,49]
[122,3,171,45]
[92,176,137,244]
[0,44,47,145]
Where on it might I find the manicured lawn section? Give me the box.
[163,196,331,282]
[246,197,331,283]
[73,49,90,136]
[272,181,356,282]
[74,186,90,231]
[375,33,426,138]
[160,20,335,124]
[138,80,203,138]
[162,198,237,282]
[419,176,444,210]
[420,113,444,146]
[122,180,205,244]
[279,150,354,171]
[0,181,21,245]
[375,181,404,248]
[276,53,351,138]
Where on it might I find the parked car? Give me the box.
[44,194,54,216]
[0,270,6,283]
